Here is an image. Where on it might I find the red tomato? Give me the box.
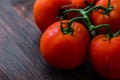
[33,0,71,32]
[90,35,120,79]
[40,20,90,69]
[72,0,95,8]
[92,0,120,33]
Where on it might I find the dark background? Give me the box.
[0,0,104,80]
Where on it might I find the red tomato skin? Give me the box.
[40,20,90,69]
[33,0,71,32]
[72,0,95,8]
[92,0,120,33]
[90,35,120,79]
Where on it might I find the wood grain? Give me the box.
[0,0,104,80]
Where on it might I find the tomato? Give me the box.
[92,0,120,33]
[90,35,120,79]
[72,0,95,8]
[33,0,71,32]
[40,20,90,69]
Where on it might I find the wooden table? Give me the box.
[0,0,104,80]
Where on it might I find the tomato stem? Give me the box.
[68,17,85,26]
[113,30,120,37]
[85,6,106,15]
[62,24,73,34]
[83,6,92,11]
[61,0,113,36]
[62,8,100,36]
[98,0,113,14]
[62,9,80,19]
[59,16,73,34]
[108,0,111,6]
[60,16,64,33]
[92,0,97,5]
[83,0,97,11]
[94,24,113,39]
[62,17,85,34]
[102,0,113,14]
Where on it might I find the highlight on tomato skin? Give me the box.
[90,35,120,79]
[33,0,72,32]
[40,20,90,70]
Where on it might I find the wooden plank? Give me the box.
[0,0,43,80]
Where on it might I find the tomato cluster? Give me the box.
[33,0,120,79]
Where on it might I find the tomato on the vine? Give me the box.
[33,0,71,32]
[40,20,90,69]
[92,0,120,33]
[90,34,120,79]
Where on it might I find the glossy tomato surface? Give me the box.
[40,20,90,69]
[33,0,71,32]
[72,0,96,8]
[92,0,120,33]
[90,35,120,79]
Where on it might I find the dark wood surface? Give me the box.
[0,0,104,80]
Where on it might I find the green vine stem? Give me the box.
[94,24,113,39]
[93,24,120,39]
[62,5,107,33]
[60,0,116,38]
[95,24,120,39]
[61,0,114,36]
[102,0,113,14]
[60,17,85,34]
[83,0,98,11]
[62,8,95,35]
[113,30,120,37]
[67,17,85,28]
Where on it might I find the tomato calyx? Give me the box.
[60,16,85,35]
[91,0,113,15]
[60,17,74,35]
[100,0,113,14]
